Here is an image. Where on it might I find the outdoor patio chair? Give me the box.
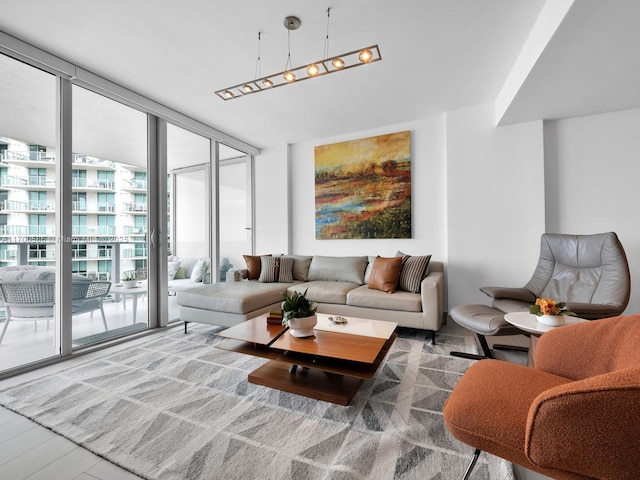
[0,280,111,345]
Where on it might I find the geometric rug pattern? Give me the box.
[0,324,514,480]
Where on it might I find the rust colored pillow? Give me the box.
[243,254,271,280]
[367,256,403,293]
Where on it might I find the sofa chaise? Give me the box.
[177,254,444,340]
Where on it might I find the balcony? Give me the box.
[0,200,56,213]
[0,150,56,166]
[122,226,146,236]
[122,202,147,214]
[72,178,116,191]
[71,202,116,214]
[121,178,147,192]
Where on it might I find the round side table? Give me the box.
[504,312,586,366]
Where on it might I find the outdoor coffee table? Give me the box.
[216,313,397,405]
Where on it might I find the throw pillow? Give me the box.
[244,254,271,280]
[396,252,432,293]
[174,266,186,279]
[190,258,209,282]
[367,256,403,293]
[167,261,181,281]
[278,256,294,283]
[258,256,280,283]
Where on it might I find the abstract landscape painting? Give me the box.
[315,130,411,239]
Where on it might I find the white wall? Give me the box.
[446,104,545,308]
[544,108,640,314]
[253,104,638,316]
[288,116,447,263]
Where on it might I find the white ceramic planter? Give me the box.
[536,314,566,327]
[121,280,137,289]
[287,314,318,337]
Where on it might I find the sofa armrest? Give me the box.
[526,367,640,479]
[480,286,535,302]
[421,271,443,329]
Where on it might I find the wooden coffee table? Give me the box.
[216,313,397,405]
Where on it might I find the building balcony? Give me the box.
[122,226,146,236]
[0,151,116,170]
[0,150,56,166]
[71,202,116,214]
[122,202,147,214]
[0,200,56,213]
[121,178,147,192]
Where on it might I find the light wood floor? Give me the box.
[0,317,550,480]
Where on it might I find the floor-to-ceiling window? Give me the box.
[0,37,258,375]
[0,52,57,370]
[72,85,149,344]
[219,146,253,279]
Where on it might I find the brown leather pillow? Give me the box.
[367,256,403,293]
[243,254,271,280]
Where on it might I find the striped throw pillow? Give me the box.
[397,253,431,293]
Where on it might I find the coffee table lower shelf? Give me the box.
[249,360,364,406]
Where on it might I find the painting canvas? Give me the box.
[315,130,411,239]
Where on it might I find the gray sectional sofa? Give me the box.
[177,254,444,340]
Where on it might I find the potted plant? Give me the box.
[281,289,318,337]
[121,270,138,289]
[530,297,575,326]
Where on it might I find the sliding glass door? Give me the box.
[219,146,253,280]
[72,86,150,345]
[0,53,57,370]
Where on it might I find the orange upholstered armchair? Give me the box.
[443,315,640,480]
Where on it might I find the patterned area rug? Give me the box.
[0,325,514,480]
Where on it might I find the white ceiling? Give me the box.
[0,0,638,151]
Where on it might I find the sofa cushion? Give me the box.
[307,256,368,285]
[368,256,403,293]
[282,255,312,281]
[0,266,91,283]
[397,253,432,293]
[288,281,360,305]
[347,285,422,312]
[244,254,271,280]
[177,280,289,314]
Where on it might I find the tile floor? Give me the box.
[0,317,550,480]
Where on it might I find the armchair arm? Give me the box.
[564,301,623,320]
[479,286,535,303]
[526,367,640,480]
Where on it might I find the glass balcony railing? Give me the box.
[123,202,147,213]
[0,200,56,212]
[122,225,147,235]
[71,201,116,213]
[122,178,147,189]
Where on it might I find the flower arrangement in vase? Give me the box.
[281,289,318,337]
[529,297,575,326]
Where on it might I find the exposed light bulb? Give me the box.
[284,71,296,82]
[262,79,273,88]
[242,84,254,93]
[307,64,319,77]
[223,90,234,99]
[359,48,372,63]
[332,57,345,69]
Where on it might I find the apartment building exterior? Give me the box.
[0,137,148,281]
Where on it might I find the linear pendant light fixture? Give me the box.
[215,8,381,100]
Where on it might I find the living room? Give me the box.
[0,1,639,479]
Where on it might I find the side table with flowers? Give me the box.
[529,297,575,327]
